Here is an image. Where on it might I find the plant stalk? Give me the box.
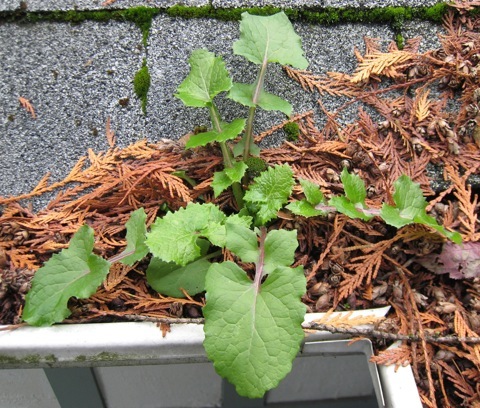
[253,227,267,294]
[209,104,244,209]
[242,59,268,160]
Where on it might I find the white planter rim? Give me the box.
[0,307,391,368]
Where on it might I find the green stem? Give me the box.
[208,104,244,209]
[242,106,257,160]
[242,59,268,160]
[209,104,233,165]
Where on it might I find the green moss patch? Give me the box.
[134,58,151,115]
[283,122,300,142]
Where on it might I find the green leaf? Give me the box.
[380,176,462,243]
[22,225,111,326]
[225,222,259,263]
[146,252,210,298]
[203,261,306,398]
[119,208,149,266]
[146,203,226,266]
[228,83,292,116]
[414,212,463,244]
[263,229,298,274]
[186,118,246,148]
[300,179,324,206]
[233,137,260,157]
[244,164,295,224]
[212,161,248,197]
[330,196,373,221]
[286,179,325,217]
[389,175,427,219]
[380,204,412,228]
[286,200,324,217]
[329,169,372,221]
[175,49,232,107]
[340,167,367,205]
[233,12,308,69]
[211,171,231,198]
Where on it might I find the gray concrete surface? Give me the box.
[1,0,446,12]
[0,3,445,210]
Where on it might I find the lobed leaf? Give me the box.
[175,49,232,107]
[225,222,259,263]
[244,164,294,224]
[212,161,248,197]
[287,200,325,217]
[340,167,367,205]
[146,203,226,266]
[380,176,461,243]
[300,179,324,206]
[329,169,372,221]
[263,229,298,274]
[22,226,111,326]
[233,12,308,69]
[329,196,373,221]
[286,179,326,217]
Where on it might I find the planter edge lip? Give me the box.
[0,306,391,368]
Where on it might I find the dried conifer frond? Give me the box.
[284,66,360,98]
[370,344,412,368]
[312,309,384,328]
[105,117,116,148]
[438,360,477,402]
[403,37,424,54]
[351,51,415,83]
[414,90,432,122]
[18,96,36,119]
[445,165,479,241]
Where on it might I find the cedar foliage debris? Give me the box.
[18,96,36,119]
[1,3,480,406]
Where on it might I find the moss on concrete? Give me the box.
[134,58,150,115]
[0,353,57,366]
[74,351,120,363]
[283,122,300,142]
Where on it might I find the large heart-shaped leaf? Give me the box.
[203,261,306,398]
[233,12,308,69]
[175,49,232,107]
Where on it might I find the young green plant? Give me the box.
[175,11,308,207]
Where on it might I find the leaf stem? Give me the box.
[108,249,135,264]
[242,59,268,160]
[242,106,256,160]
[208,104,244,209]
[253,227,267,294]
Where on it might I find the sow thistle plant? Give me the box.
[22,11,461,398]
